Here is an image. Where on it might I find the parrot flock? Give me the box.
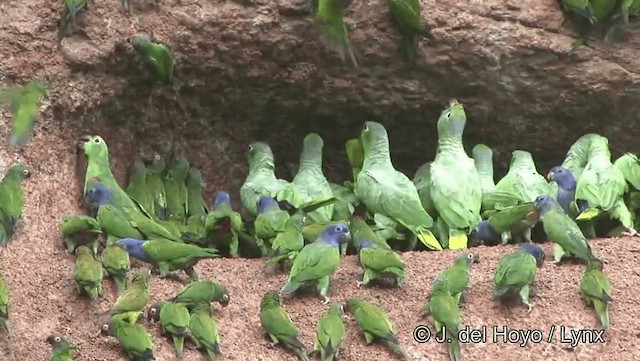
[0,95,631,359]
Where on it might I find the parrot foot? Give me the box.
[622,227,639,237]
[523,300,533,312]
[322,296,331,305]
[356,281,364,288]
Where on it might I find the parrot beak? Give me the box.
[546,171,555,181]
[79,135,92,143]
[473,254,480,263]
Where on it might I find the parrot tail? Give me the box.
[172,335,184,360]
[381,334,408,360]
[291,346,311,361]
[1,318,12,335]
[447,338,462,361]
[384,267,405,280]
[113,274,128,295]
[280,282,300,294]
[416,229,443,251]
[205,347,220,361]
[594,300,610,330]
[139,349,155,361]
[448,230,468,250]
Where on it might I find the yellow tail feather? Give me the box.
[417,230,443,251]
[576,208,601,221]
[448,231,468,250]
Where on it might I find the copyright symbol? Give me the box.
[413,325,432,343]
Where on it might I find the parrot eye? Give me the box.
[93,138,101,144]
[154,154,161,161]
[335,225,344,232]
[467,254,473,259]
[22,169,29,177]
[54,336,61,342]
[102,324,109,331]
[150,308,157,315]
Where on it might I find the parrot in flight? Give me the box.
[0,163,29,246]
[278,133,334,223]
[259,290,311,361]
[47,335,76,361]
[314,0,358,67]
[580,258,612,330]
[388,0,433,63]
[100,269,151,324]
[73,246,104,302]
[147,300,191,360]
[0,80,48,148]
[131,35,174,85]
[431,252,479,303]
[472,144,497,195]
[355,239,406,288]
[493,243,546,311]
[101,316,155,361]
[116,237,218,281]
[534,195,600,263]
[240,142,290,216]
[430,100,482,249]
[188,302,223,361]
[60,215,102,255]
[345,297,407,360]
[311,303,345,361]
[354,121,441,251]
[422,287,462,361]
[281,224,349,304]
[170,280,230,309]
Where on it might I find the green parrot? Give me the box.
[100,270,151,324]
[472,144,497,195]
[345,137,364,184]
[116,238,218,280]
[125,160,155,216]
[148,301,191,360]
[145,153,169,220]
[412,162,437,218]
[119,205,182,242]
[240,142,289,216]
[59,215,102,255]
[422,288,462,361]
[101,316,155,361]
[493,243,546,311]
[0,80,48,148]
[58,0,87,41]
[278,133,334,223]
[170,280,230,308]
[180,214,207,245]
[186,168,208,218]
[349,216,391,252]
[0,267,11,334]
[254,196,290,244]
[314,0,357,66]
[431,252,479,303]
[354,121,440,251]
[345,297,407,359]
[388,0,432,63]
[614,152,640,190]
[101,241,131,294]
[259,290,311,361]
[580,258,612,330]
[495,150,552,204]
[47,335,75,361]
[131,35,174,84]
[473,203,540,246]
[95,204,144,242]
[559,0,597,23]
[561,133,597,183]
[311,304,345,361]
[355,239,406,288]
[619,0,640,24]
[281,224,349,304]
[534,195,600,263]
[189,302,222,361]
[0,163,29,246]
[73,246,104,302]
[575,135,636,236]
[163,156,190,222]
[265,213,306,269]
[430,100,482,250]
[329,182,358,221]
[205,191,255,258]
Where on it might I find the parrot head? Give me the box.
[116,238,149,261]
[359,121,389,156]
[146,153,166,173]
[213,282,231,307]
[509,150,535,169]
[436,100,466,140]
[82,135,109,160]
[320,224,350,247]
[5,164,30,180]
[260,290,281,310]
[100,321,116,337]
[344,297,363,314]
[187,168,205,188]
[167,156,190,181]
[533,195,557,215]
[519,243,545,267]
[131,35,150,53]
[256,196,279,214]
[470,220,500,245]
[213,191,231,208]
[46,335,76,350]
[586,258,604,271]
[455,252,479,266]
[86,182,113,208]
[247,142,275,170]
[328,303,344,317]
[546,166,576,191]
[74,246,93,258]
[128,160,147,178]
[472,144,493,161]
[302,133,324,157]
[356,239,376,252]
[147,301,165,322]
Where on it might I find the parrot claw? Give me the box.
[322,296,330,305]
[356,281,364,288]
[523,300,533,312]
[622,227,639,237]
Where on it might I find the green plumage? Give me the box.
[345,297,407,360]
[266,214,306,269]
[102,270,150,324]
[125,160,155,217]
[186,168,208,218]
[73,246,103,302]
[0,266,11,335]
[101,242,131,294]
[146,154,169,220]
[354,121,440,251]
[329,182,358,221]
[473,144,497,195]
[120,205,182,242]
[204,198,249,258]
[101,316,155,361]
[131,35,174,84]
[413,162,437,218]
[423,288,462,361]
[430,100,482,250]
[312,304,345,361]
[0,163,29,246]
[0,80,47,148]
[140,239,218,280]
[47,335,75,361]
[580,259,612,330]
[493,246,543,311]
[388,0,430,63]
[189,302,222,361]
[60,215,101,255]
[148,301,191,360]
[240,142,289,216]
[315,0,357,66]
[96,204,144,242]
[254,199,290,243]
[259,291,310,361]
[163,156,190,222]
[58,0,87,41]
[431,252,478,304]
[356,241,406,287]
[171,280,230,308]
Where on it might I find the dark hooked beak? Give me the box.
[473,254,480,263]
[80,135,92,142]
[546,171,554,181]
